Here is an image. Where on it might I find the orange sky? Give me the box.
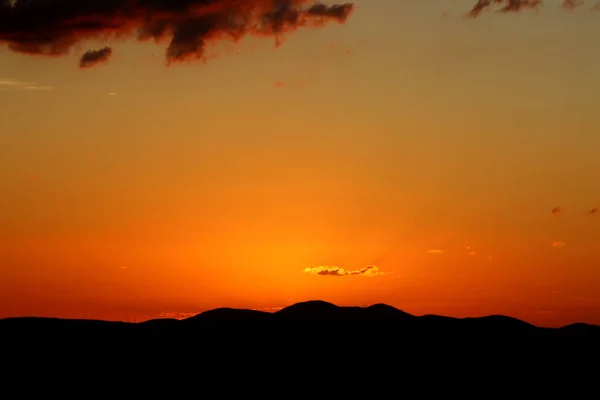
[1,0,599,327]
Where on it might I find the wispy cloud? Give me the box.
[304,265,389,277]
[552,241,566,248]
[426,249,445,255]
[158,312,198,320]
[466,0,599,18]
[0,78,53,91]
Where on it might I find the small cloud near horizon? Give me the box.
[427,249,444,255]
[159,312,199,320]
[551,206,561,214]
[552,241,566,248]
[304,265,390,277]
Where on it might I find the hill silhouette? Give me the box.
[2,300,599,385]
[2,300,599,338]
[2,300,599,343]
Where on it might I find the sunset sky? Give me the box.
[1,0,599,327]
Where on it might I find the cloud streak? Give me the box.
[426,249,445,255]
[466,0,543,17]
[304,265,389,277]
[465,0,599,17]
[0,0,354,69]
[0,78,53,91]
[158,311,199,320]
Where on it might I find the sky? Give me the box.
[1,0,599,327]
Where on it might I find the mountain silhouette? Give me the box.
[2,300,599,338]
[186,307,271,322]
[2,300,599,386]
[275,299,341,318]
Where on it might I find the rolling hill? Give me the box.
[1,300,598,368]
[2,300,598,341]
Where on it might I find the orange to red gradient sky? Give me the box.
[1,0,599,327]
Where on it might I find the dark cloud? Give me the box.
[0,0,354,68]
[80,46,112,68]
[466,0,542,18]
[466,0,596,17]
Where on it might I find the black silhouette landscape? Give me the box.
[3,300,599,346]
[3,300,599,387]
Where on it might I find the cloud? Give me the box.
[468,251,476,256]
[0,78,53,91]
[0,0,354,69]
[466,0,543,17]
[551,206,561,214]
[80,46,113,69]
[159,312,198,320]
[23,85,53,90]
[426,249,445,255]
[304,265,389,277]
[588,208,598,216]
[465,0,598,17]
[552,241,566,248]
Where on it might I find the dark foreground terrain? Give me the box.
[1,300,599,388]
